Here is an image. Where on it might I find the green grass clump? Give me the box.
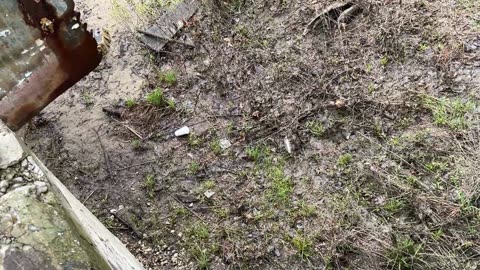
[144,174,156,198]
[306,120,325,137]
[297,201,316,217]
[383,199,405,214]
[146,88,165,107]
[202,179,215,190]
[125,98,137,108]
[159,70,177,86]
[337,153,353,167]
[188,133,202,148]
[423,96,476,130]
[291,233,313,259]
[246,145,270,162]
[267,165,294,204]
[189,162,201,175]
[188,222,210,240]
[386,237,422,270]
[210,139,222,155]
[131,139,141,150]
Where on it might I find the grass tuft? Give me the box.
[159,70,177,86]
[146,88,165,107]
[423,96,476,130]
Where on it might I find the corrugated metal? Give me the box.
[0,0,102,131]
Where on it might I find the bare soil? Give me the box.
[22,0,480,269]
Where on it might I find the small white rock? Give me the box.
[21,159,28,167]
[219,139,232,150]
[36,185,48,196]
[204,190,215,199]
[11,177,24,184]
[175,126,190,137]
[0,180,9,189]
[284,136,292,154]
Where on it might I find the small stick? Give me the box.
[112,211,143,239]
[93,128,112,177]
[137,29,195,48]
[170,195,208,225]
[116,159,157,171]
[111,117,144,140]
[82,189,97,204]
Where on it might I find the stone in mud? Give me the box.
[0,123,26,169]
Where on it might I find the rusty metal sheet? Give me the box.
[0,0,102,131]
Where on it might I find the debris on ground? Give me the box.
[175,126,190,137]
[24,0,480,269]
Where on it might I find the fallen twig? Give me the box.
[170,194,208,225]
[112,211,144,239]
[111,117,144,140]
[116,159,157,171]
[82,189,97,204]
[93,128,113,177]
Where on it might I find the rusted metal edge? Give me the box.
[0,0,104,131]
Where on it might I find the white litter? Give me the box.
[175,126,190,137]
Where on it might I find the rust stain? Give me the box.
[0,0,103,131]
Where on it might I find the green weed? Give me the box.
[202,179,215,190]
[210,139,222,155]
[365,63,373,73]
[188,222,210,240]
[297,201,316,217]
[425,160,448,174]
[291,233,313,259]
[173,207,188,217]
[431,229,444,241]
[383,199,405,214]
[386,237,422,270]
[306,120,325,137]
[380,55,389,66]
[81,92,94,107]
[144,174,156,198]
[159,70,177,86]
[423,96,476,130]
[188,133,202,148]
[146,88,165,107]
[337,153,353,167]
[246,145,270,162]
[266,165,294,204]
[189,162,201,175]
[166,98,176,110]
[131,139,141,150]
[126,98,137,108]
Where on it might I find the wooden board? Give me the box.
[140,0,199,52]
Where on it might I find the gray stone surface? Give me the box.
[0,159,93,269]
[0,122,26,169]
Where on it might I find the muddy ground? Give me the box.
[21,0,480,269]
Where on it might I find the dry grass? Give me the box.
[28,0,480,269]
[113,0,480,268]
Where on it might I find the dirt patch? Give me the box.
[23,0,480,269]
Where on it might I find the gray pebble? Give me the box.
[11,177,24,184]
[0,180,9,189]
[11,183,24,189]
[36,185,48,196]
[21,159,28,167]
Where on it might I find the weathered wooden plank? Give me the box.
[0,121,145,270]
[140,0,199,52]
